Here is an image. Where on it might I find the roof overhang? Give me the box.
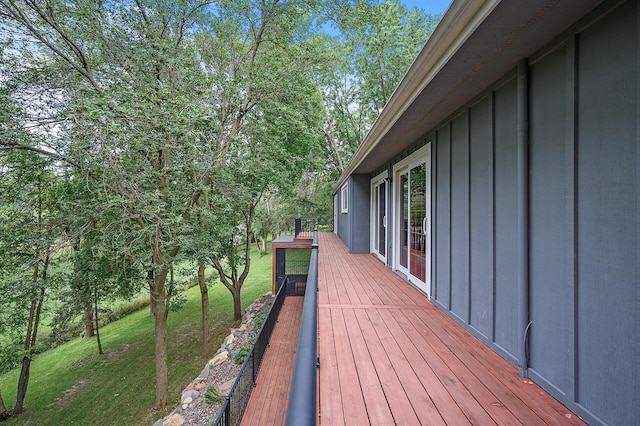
[334,0,606,193]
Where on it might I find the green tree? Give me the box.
[51,216,142,355]
[316,0,440,173]
[253,193,282,255]
[1,0,324,409]
[0,148,64,416]
[207,173,262,322]
[186,0,325,340]
[0,0,215,409]
[200,63,323,319]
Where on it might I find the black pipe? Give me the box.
[285,221,319,426]
[516,58,530,378]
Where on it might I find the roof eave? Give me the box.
[333,0,500,194]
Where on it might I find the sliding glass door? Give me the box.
[394,144,431,296]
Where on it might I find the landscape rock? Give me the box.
[197,364,211,380]
[163,413,184,426]
[224,334,236,346]
[218,378,236,395]
[209,351,228,367]
[181,391,193,404]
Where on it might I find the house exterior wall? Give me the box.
[335,189,347,244]
[432,76,520,359]
[434,3,638,424]
[334,1,637,423]
[528,2,638,421]
[349,175,371,253]
[334,175,371,253]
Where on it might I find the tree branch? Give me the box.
[3,0,101,90]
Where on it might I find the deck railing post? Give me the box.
[224,397,230,426]
[252,347,256,385]
[295,218,301,237]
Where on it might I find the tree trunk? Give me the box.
[93,288,103,355]
[83,301,95,339]
[0,391,9,420]
[13,183,49,416]
[14,285,46,415]
[232,285,242,321]
[14,255,47,416]
[152,291,169,410]
[12,357,31,416]
[149,267,170,410]
[197,265,210,355]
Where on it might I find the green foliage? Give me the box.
[169,293,187,313]
[235,309,269,365]
[0,249,272,425]
[235,341,253,365]
[254,311,268,331]
[0,0,442,416]
[204,386,225,405]
[300,1,441,222]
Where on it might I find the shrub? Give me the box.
[204,386,225,405]
[235,341,253,365]
[254,311,268,330]
[106,297,150,322]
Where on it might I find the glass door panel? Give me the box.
[372,186,379,253]
[378,182,386,256]
[410,164,426,282]
[400,172,409,269]
[371,176,387,261]
[393,143,430,296]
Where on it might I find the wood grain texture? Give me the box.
[243,233,586,425]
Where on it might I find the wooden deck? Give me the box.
[240,296,303,426]
[242,232,586,425]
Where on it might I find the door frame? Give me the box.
[392,143,431,297]
[370,171,388,262]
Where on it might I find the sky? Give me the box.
[402,0,452,15]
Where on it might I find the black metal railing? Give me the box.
[213,277,287,426]
[285,222,319,426]
[285,258,310,275]
[294,217,316,239]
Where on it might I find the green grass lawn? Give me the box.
[0,249,273,425]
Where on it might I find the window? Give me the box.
[341,184,348,213]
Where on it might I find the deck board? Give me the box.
[240,297,303,426]
[341,308,395,424]
[243,232,586,425]
[317,232,585,426]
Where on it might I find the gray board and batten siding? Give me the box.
[335,175,371,254]
[334,1,638,424]
[439,6,639,423]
